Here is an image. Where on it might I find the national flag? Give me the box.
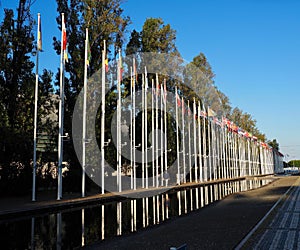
[86,36,91,66]
[105,58,108,72]
[208,107,216,117]
[156,82,160,96]
[119,53,123,82]
[200,110,207,118]
[163,80,167,103]
[62,16,68,62]
[182,97,185,115]
[176,93,181,107]
[37,13,42,51]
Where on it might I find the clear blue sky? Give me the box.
[1,0,300,160]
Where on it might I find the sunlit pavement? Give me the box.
[239,175,300,249]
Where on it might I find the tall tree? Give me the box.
[268,139,279,151]
[0,0,55,194]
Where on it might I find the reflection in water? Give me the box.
[81,209,84,247]
[0,179,273,249]
[31,217,35,250]
[56,212,62,250]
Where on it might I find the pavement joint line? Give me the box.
[234,176,300,250]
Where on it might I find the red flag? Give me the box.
[176,93,181,107]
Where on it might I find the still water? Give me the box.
[0,179,272,249]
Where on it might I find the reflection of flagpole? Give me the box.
[82,28,88,197]
[32,13,41,202]
[57,13,66,200]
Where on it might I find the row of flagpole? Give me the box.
[32,13,276,201]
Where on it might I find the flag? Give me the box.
[86,36,91,66]
[208,107,216,117]
[37,13,42,51]
[118,52,123,82]
[156,82,160,95]
[163,80,167,103]
[105,58,108,72]
[176,93,181,107]
[133,58,137,82]
[62,17,68,62]
[200,110,207,118]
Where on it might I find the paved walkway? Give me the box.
[241,176,300,249]
[86,175,300,250]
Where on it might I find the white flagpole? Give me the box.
[141,73,145,188]
[57,13,65,200]
[182,97,186,183]
[32,13,41,202]
[193,99,198,182]
[101,40,106,194]
[133,59,136,190]
[160,83,164,186]
[155,75,159,187]
[145,68,148,188]
[175,86,180,185]
[82,28,88,197]
[188,101,192,183]
[164,80,168,186]
[203,103,207,181]
[117,49,122,192]
[130,66,133,189]
[198,102,203,182]
[151,79,155,187]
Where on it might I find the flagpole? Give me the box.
[117,49,122,192]
[175,86,180,185]
[32,13,41,202]
[82,28,88,197]
[101,40,106,194]
[133,59,136,190]
[188,100,192,183]
[182,97,186,183]
[164,80,168,186]
[155,75,159,187]
[193,99,198,183]
[57,13,65,200]
[198,102,203,182]
[160,83,164,186]
[151,79,155,187]
[141,73,145,188]
[144,67,148,189]
[130,66,133,189]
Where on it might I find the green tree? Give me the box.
[0,0,55,194]
[267,139,279,151]
[53,0,130,190]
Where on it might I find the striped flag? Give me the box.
[62,17,68,62]
[37,13,42,51]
